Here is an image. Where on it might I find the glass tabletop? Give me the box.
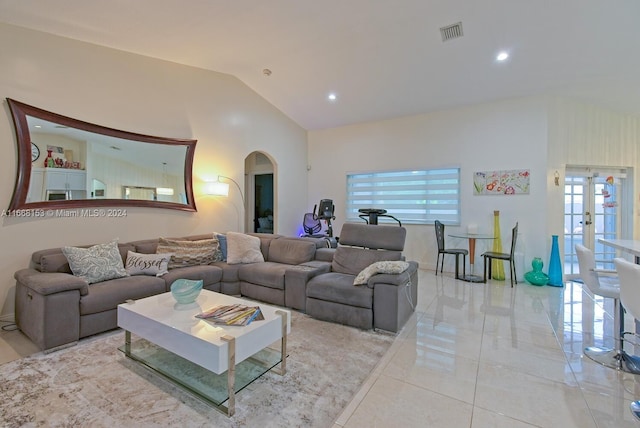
[448,233,495,239]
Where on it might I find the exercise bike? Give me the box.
[301,199,338,248]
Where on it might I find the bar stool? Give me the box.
[612,258,640,376]
[576,244,626,370]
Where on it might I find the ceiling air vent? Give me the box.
[440,22,463,42]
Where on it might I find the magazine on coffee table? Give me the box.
[195,303,264,326]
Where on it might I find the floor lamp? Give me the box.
[207,175,246,231]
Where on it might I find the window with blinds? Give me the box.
[346,168,461,225]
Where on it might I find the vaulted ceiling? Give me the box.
[1,0,639,130]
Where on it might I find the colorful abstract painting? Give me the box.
[474,169,530,195]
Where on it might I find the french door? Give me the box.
[563,167,628,277]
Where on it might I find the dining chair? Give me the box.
[434,220,468,279]
[612,258,640,375]
[576,244,625,370]
[482,222,518,287]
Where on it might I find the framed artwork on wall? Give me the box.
[474,169,530,195]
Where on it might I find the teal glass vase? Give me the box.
[524,257,549,286]
[547,235,563,287]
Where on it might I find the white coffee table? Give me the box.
[117,289,290,416]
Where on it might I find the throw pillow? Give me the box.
[62,240,128,284]
[125,251,172,276]
[226,232,264,264]
[215,233,227,261]
[156,237,222,269]
[353,260,410,286]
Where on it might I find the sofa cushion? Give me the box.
[226,233,264,264]
[238,262,290,289]
[130,238,159,255]
[125,251,172,277]
[161,265,223,290]
[339,223,406,250]
[34,243,135,273]
[331,247,402,276]
[307,273,373,309]
[62,240,129,284]
[156,237,222,268]
[353,261,410,286]
[212,261,240,282]
[248,233,281,260]
[79,275,166,315]
[267,238,315,265]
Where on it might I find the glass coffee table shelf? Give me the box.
[117,290,290,417]
[119,337,283,407]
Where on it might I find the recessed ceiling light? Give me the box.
[327,93,337,101]
[496,51,509,61]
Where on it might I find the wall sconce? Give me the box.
[554,171,560,186]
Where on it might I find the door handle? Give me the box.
[584,211,592,226]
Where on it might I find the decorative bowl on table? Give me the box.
[170,279,203,304]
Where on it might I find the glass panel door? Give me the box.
[564,168,625,276]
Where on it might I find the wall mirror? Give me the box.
[6,98,197,212]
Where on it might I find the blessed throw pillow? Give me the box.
[125,251,172,276]
[226,232,264,265]
[62,240,128,284]
[156,237,222,269]
[353,261,410,286]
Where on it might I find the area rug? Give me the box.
[0,312,393,427]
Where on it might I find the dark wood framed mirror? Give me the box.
[6,98,197,212]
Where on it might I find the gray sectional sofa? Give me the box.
[14,225,418,352]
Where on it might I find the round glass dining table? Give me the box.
[448,233,495,282]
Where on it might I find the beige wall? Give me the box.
[548,98,640,239]
[0,23,308,318]
[308,97,550,274]
[308,96,640,275]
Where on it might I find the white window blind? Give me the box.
[346,168,461,225]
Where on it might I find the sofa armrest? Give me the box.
[14,268,89,296]
[365,261,419,288]
[372,261,419,332]
[284,262,332,310]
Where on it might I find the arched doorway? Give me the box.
[244,152,276,233]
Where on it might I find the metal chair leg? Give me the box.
[453,255,458,279]
[462,254,466,277]
[584,299,640,374]
[483,256,488,283]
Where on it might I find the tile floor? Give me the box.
[335,269,640,427]
[1,268,639,427]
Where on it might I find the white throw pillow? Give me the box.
[353,261,410,286]
[226,232,265,264]
[125,251,172,276]
[62,240,128,284]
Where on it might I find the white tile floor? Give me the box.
[2,268,640,427]
[335,269,640,428]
